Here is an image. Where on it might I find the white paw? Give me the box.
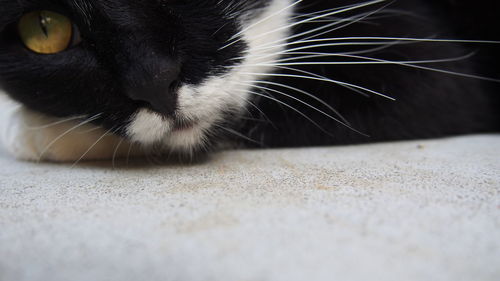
[0,94,140,162]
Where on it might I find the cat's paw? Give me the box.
[0,96,140,162]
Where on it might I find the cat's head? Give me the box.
[0,0,293,153]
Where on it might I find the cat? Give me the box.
[0,0,498,162]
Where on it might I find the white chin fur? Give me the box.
[126,108,212,152]
[126,0,293,152]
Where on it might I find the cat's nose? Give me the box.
[127,83,178,116]
[126,67,181,116]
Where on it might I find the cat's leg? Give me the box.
[0,94,141,162]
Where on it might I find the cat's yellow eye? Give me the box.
[18,10,73,54]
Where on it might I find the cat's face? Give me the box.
[0,0,292,153]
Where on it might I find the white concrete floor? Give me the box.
[1,135,499,281]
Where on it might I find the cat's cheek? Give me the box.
[0,95,141,162]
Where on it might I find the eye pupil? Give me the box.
[39,13,49,37]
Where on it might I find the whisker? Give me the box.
[76,126,105,134]
[254,1,391,50]
[295,2,393,44]
[235,88,368,138]
[254,0,388,43]
[245,52,476,66]
[331,41,404,56]
[293,9,416,24]
[126,141,133,166]
[239,80,350,125]
[237,81,364,135]
[264,46,403,62]
[275,52,500,82]
[291,2,372,19]
[239,116,273,123]
[24,115,88,130]
[240,70,395,100]
[213,123,263,146]
[71,127,115,168]
[239,95,276,128]
[37,113,103,162]
[112,138,124,169]
[252,41,403,55]
[273,65,372,98]
[252,80,350,125]
[231,40,410,62]
[237,52,472,67]
[254,36,500,53]
[225,88,272,124]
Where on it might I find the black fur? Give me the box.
[238,0,500,147]
[0,0,499,152]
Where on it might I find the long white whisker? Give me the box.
[24,115,88,130]
[274,65,372,98]
[266,48,401,62]
[277,52,500,82]
[291,2,373,19]
[76,126,106,134]
[254,80,351,124]
[243,79,350,125]
[126,141,134,165]
[236,81,362,134]
[231,40,411,62]
[71,127,115,168]
[254,36,500,53]
[293,9,417,24]
[240,69,395,100]
[331,40,407,56]
[251,0,389,49]
[236,89,334,137]
[112,138,124,169]
[239,95,276,128]
[244,52,476,66]
[213,123,263,146]
[255,40,403,54]
[296,2,393,44]
[37,113,103,162]
[224,88,272,124]
[236,88,369,138]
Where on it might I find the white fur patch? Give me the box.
[127,109,172,145]
[126,0,294,152]
[0,92,142,162]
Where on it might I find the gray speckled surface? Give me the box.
[1,135,499,281]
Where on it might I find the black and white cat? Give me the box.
[0,0,498,162]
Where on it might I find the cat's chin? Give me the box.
[126,108,212,153]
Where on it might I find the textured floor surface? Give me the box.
[0,135,499,281]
